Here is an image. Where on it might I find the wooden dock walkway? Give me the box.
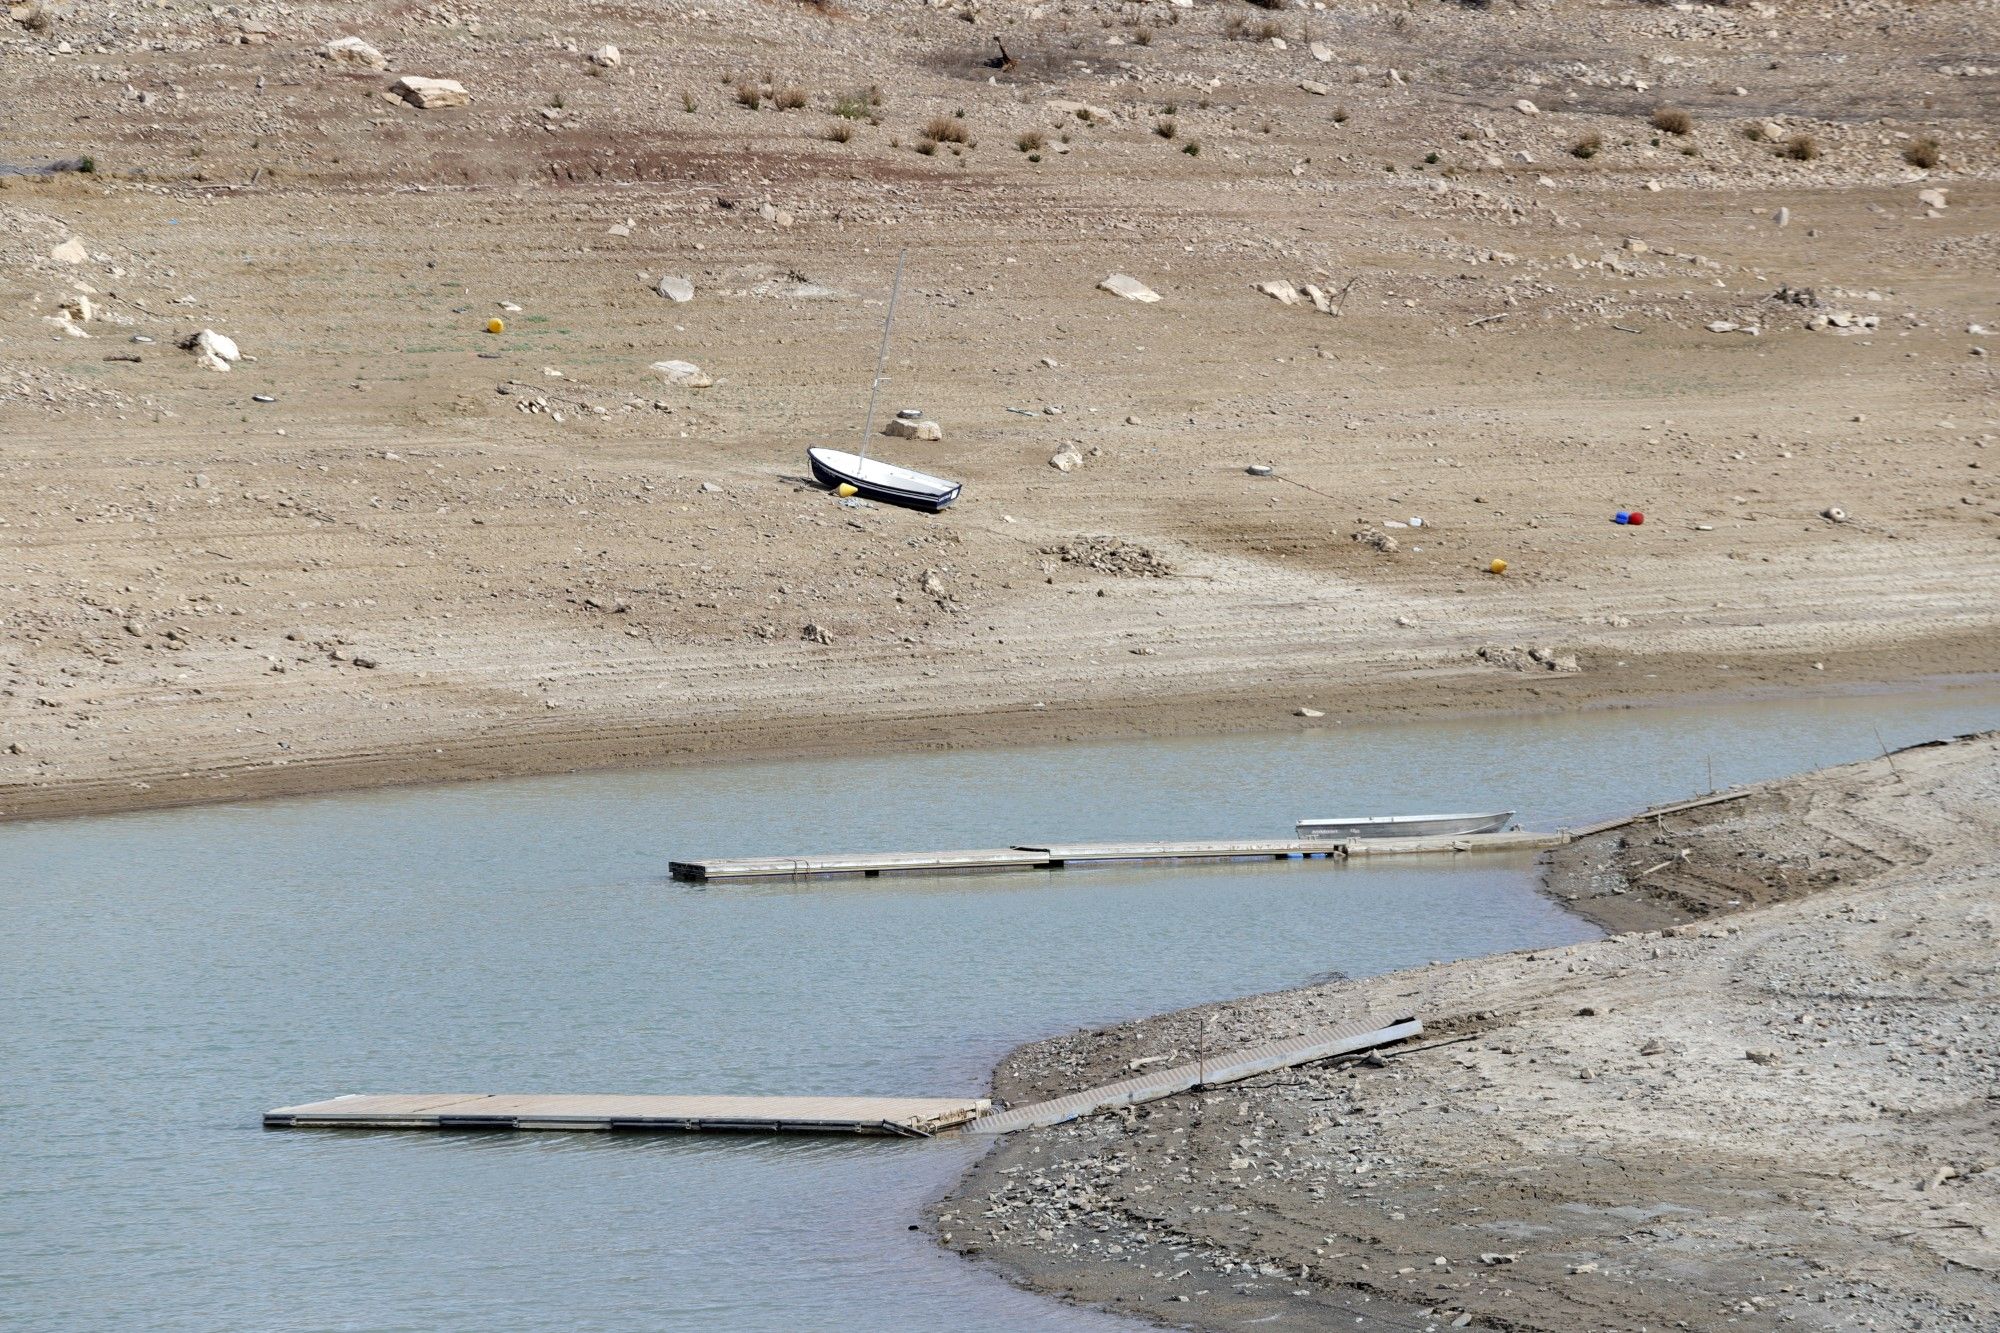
[263,1092,990,1137]
[969,1013,1423,1135]
[669,833,1567,883]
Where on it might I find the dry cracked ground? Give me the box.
[2,0,1997,818]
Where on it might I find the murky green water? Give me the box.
[3,685,1993,1331]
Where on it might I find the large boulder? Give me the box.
[885,418,943,441]
[391,76,470,109]
[190,329,241,372]
[655,276,695,303]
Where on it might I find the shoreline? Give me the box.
[933,731,2000,1331]
[6,637,1997,825]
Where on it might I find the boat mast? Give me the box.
[856,246,908,468]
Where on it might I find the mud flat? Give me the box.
[938,731,2000,1331]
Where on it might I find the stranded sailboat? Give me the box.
[805,248,962,513]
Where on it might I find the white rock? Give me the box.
[1048,99,1113,123]
[1513,99,1540,115]
[59,294,95,322]
[1256,280,1301,306]
[1295,707,1325,718]
[194,329,241,364]
[391,76,470,109]
[588,43,621,69]
[1774,206,1790,227]
[50,238,88,264]
[1099,273,1160,303]
[651,359,713,388]
[1302,283,1332,314]
[884,418,943,441]
[1300,80,1330,96]
[323,36,387,70]
[1706,320,1739,333]
[1049,446,1084,473]
[757,201,794,227]
[1918,187,1948,210]
[655,276,695,303]
[1310,42,1332,62]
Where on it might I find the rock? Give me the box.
[1049,445,1084,473]
[1099,273,1160,303]
[655,276,695,303]
[1310,41,1332,62]
[1918,187,1948,210]
[801,623,833,645]
[1295,707,1324,718]
[588,43,621,69]
[1256,280,1301,306]
[1513,98,1540,115]
[189,328,240,371]
[1706,320,1739,333]
[323,36,387,69]
[651,359,713,388]
[1745,1049,1782,1066]
[1774,206,1790,227]
[391,76,470,109]
[920,569,946,598]
[1048,98,1114,123]
[885,418,943,441]
[757,201,794,228]
[50,238,88,264]
[58,294,94,322]
[351,654,380,669]
[1302,283,1332,314]
[1300,80,1330,96]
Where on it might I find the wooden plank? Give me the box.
[265,1092,990,1137]
[1566,788,1752,839]
[969,1015,1423,1135]
[1340,831,1568,856]
[670,848,1050,881]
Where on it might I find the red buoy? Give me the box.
[1627,511,1645,525]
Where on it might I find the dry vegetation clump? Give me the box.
[1016,129,1045,152]
[923,115,971,145]
[774,86,808,111]
[1570,131,1603,159]
[824,120,854,142]
[1154,118,1177,139]
[735,81,761,110]
[1650,106,1693,136]
[1903,136,1941,168]
[1783,132,1820,161]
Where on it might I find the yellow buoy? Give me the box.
[1488,558,1508,575]
[486,318,505,335]
[836,483,859,498]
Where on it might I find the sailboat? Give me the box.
[806,248,963,513]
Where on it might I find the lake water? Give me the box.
[4,685,1995,1331]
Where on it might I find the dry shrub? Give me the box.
[923,115,970,144]
[1016,129,1045,152]
[1782,132,1820,161]
[1332,106,1350,124]
[1903,136,1941,168]
[774,86,808,111]
[1570,131,1602,159]
[1742,121,1768,142]
[1154,118,1177,139]
[1650,106,1693,136]
[1132,26,1153,45]
[825,120,854,143]
[735,82,761,110]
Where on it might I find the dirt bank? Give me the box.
[938,731,2000,1331]
[5,0,1998,822]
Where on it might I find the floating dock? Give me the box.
[669,832,1566,883]
[969,1013,1423,1135]
[263,1093,990,1138]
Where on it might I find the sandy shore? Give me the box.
[938,731,2000,1331]
[5,0,1998,824]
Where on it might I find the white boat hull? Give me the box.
[1295,811,1515,841]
